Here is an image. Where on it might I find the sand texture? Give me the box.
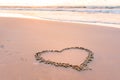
[0,17,120,80]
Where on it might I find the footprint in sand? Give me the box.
[0,45,4,49]
[20,57,27,62]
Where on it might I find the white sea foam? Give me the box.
[0,8,120,28]
[0,13,39,19]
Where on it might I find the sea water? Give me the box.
[0,6,120,28]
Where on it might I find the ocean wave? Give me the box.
[38,16,120,25]
[34,8,120,14]
[0,7,120,14]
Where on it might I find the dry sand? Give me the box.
[0,17,120,80]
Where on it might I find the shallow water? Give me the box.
[0,7,120,28]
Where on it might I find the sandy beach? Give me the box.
[0,17,120,80]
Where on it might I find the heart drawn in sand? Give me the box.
[35,47,94,71]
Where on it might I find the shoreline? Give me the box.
[0,12,120,29]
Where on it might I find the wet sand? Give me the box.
[0,17,120,80]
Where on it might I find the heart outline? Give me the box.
[35,47,94,71]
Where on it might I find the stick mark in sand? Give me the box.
[35,47,94,72]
